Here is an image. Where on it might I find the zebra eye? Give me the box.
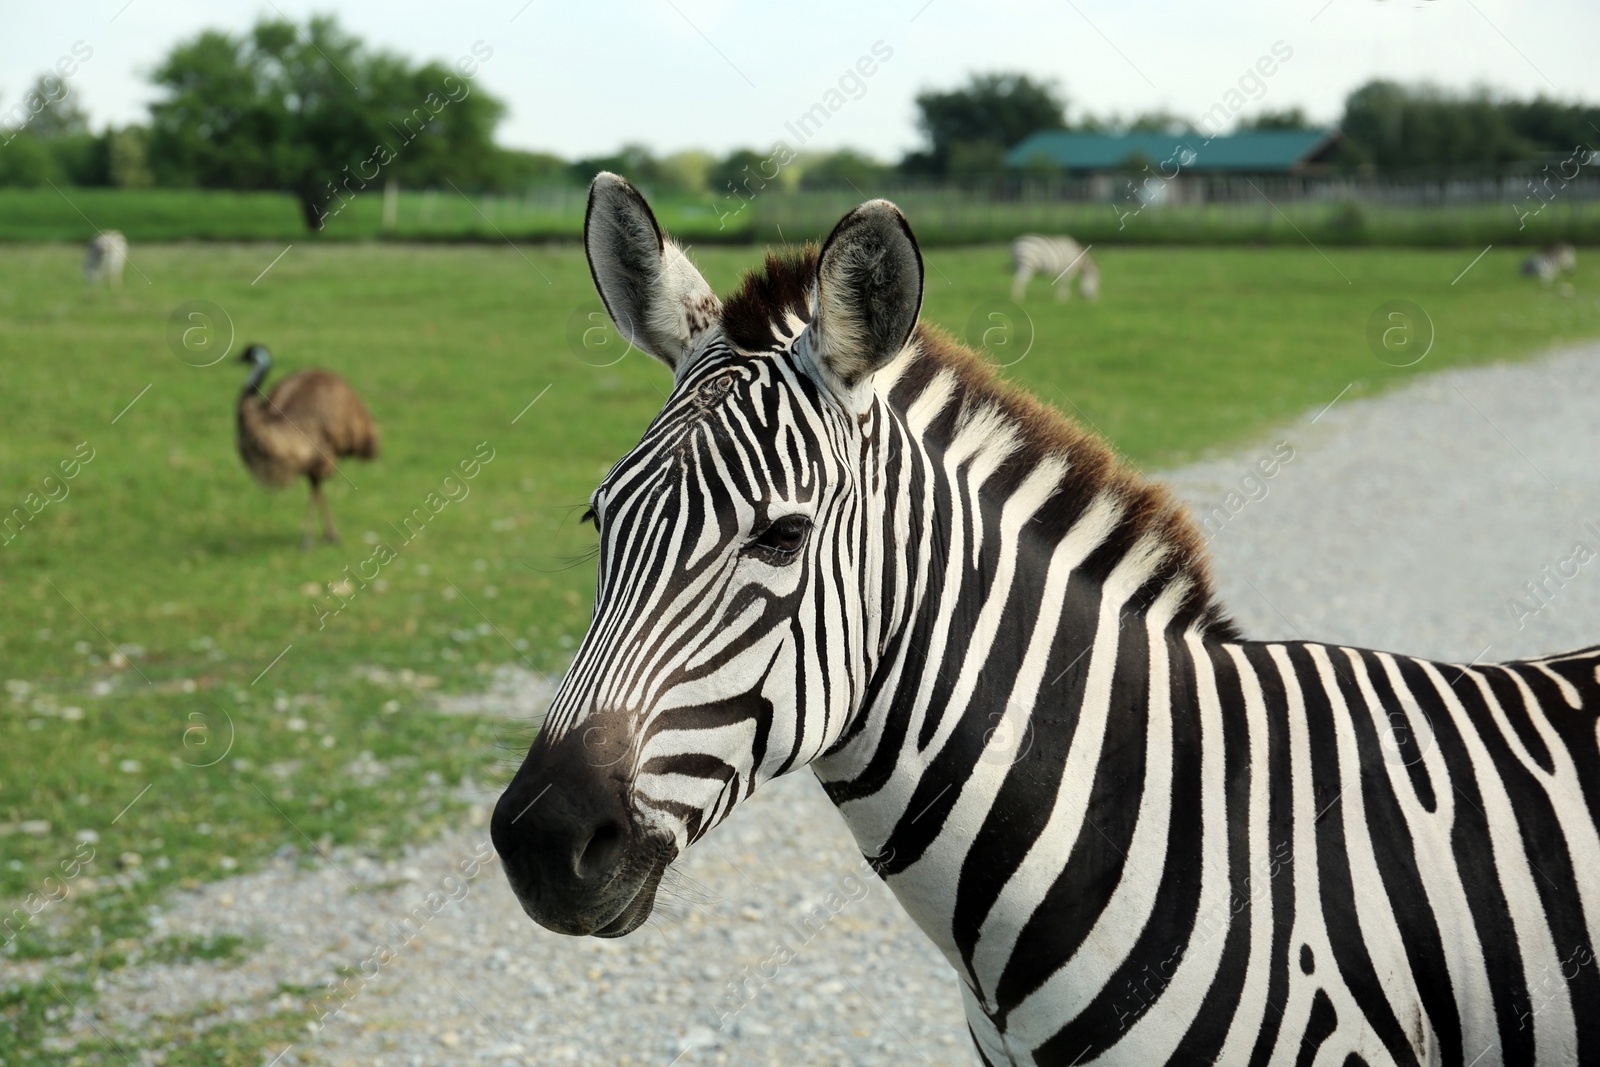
[581,506,599,533]
[750,514,811,558]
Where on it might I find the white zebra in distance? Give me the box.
[492,174,1600,1066]
[83,230,128,287]
[1011,234,1099,303]
[1523,243,1577,284]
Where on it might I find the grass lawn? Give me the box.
[0,240,1596,1061]
[0,186,726,243]
[7,186,1598,247]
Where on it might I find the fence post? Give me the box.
[382,179,399,232]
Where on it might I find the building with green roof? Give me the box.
[1005,129,1338,175]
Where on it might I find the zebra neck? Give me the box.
[815,572,1211,1005]
[817,396,1201,808]
[816,328,1235,793]
[812,405,1220,1006]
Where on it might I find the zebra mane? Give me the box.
[719,246,1239,639]
[721,247,823,352]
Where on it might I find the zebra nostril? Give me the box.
[575,821,627,881]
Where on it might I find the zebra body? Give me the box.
[84,230,128,286]
[492,175,1600,1066]
[1523,243,1577,283]
[1011,234,1099,303]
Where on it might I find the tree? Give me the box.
[106,126,153,188]
[486,148,568,191]
[0,78,104,187]
[20,74,89,139]
[659,150,715,195]
[946,140,1007,180]
[572,144,676,192]
[147,16,506,229]
[709,148,775,199]
[910,72,1067,176]
[1125,110,1194,135]
[0,128,55,187]
[1504,96,1600,154]
[1238,107,1311,131]
[798,149,890,190]
[1334,81,1542,171]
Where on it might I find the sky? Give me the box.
[2,0,1594,160]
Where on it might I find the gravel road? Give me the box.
[1163,341,1600,662]
[62,342,1600,1066]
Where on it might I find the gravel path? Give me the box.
[65,342,1600,1066]
[1162,341,1600,662]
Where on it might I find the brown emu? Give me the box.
[235,344,378,548]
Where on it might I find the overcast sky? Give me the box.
[3,0,1594,160]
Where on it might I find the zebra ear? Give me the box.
[805,199,924,402]
[585,172,720,373]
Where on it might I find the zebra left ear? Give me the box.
[805,199,924,405]
[585,172,721,374]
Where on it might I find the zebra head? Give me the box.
[491,173,923,937]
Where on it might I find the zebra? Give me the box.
[1523,243,1577,284]
[491,173,1600,1066]
[1011,234,1099,303]
[84,230,128,287]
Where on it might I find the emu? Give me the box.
[235,344,378,549]
[84,231,128,287]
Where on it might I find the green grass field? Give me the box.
[0,186,723,243]
[1,240,1597,1061]
[760,189,1600,247]
[6,186,1599,247]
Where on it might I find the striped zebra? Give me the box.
[1011,234,1099,303]
[83,230,128,287]
[1523,243,1577,284]
[492,173,1600,1066]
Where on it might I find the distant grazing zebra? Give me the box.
[1011,233,1099,303]
[1523,243,1577,283]
[492,174,1600,1066]
[83,230,128,287]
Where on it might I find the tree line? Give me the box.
[2,15,1595,230]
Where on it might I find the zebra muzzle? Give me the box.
[491,750,670,938]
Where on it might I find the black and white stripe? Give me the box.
[494,176,1600,1066]
[84,230,128,286]
[1523,243,1577,283]
[1011,234,1099,303]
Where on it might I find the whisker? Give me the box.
[553,501,596,538]
[650,865,727,927]
[521,547,599,574]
